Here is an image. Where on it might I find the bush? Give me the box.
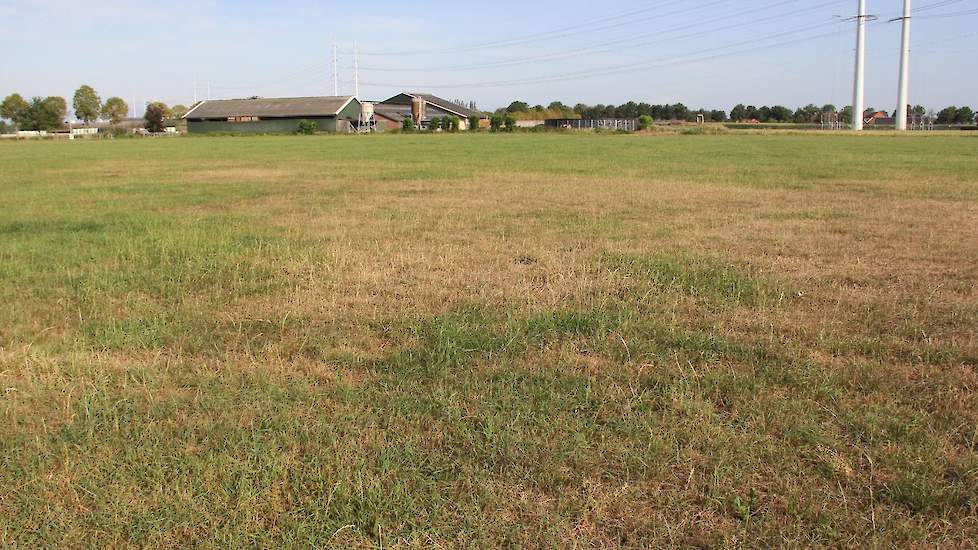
[295,120,318,135]
[402,119,415,132]
[504,116,516,132]
[638,115,653,131]
[429,116,442,132]
[489,115,503,132]
[447,116,460,132]
[468,115,481,131]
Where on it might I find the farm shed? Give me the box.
[375,93,485,130]
[184,96,362,134]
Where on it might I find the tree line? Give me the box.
[1,85,190,133]
[496,100,978,125]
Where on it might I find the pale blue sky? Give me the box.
[1,0,975,116]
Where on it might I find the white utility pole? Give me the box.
[332,41,339,96]
[895,0,912,131]
[353,41,360,99]
[852,0,867,131]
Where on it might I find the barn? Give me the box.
[184,96,362,134]
[375,93,485,130]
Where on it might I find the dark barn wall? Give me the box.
[187,117,339,134]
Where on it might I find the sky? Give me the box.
[1,0,976,118]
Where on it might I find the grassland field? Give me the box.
[1,132,977,547]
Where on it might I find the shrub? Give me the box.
[448,116,460,132]
[489,115,503,132]
[468,115,481,131]
[429,116,442,132]
[638,115,653,131]
[296,120,318,135]
[504,116,516,132]
[402,119,415,132]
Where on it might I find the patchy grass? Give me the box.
[1,133,977,547]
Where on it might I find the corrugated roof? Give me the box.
[185,96,356,119]
[384,93,483,118]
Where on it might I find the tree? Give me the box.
[936,106,958,124]
[144,102,166,132]
[505,101,529,113]
[147,101,172,119]
[822,104,837,113]
[489,115,503,132]
[638,115,653,131]
[402,118,415,132]
[171,104,189,119]
[448,116,460,132]
[43,97,67,125]
[954,106,974,125]
[296,120,317,135]
[19,96,65,131]
[839,106,853,125]
[72,85,101,123]
[729,104,747,122]
[504,115,516,132]
[709,109,727,122]
[428,116,441,132]
[1,93,29,126]
[468,114,481,131]
[911,105,926,116]
[101,97,129,125]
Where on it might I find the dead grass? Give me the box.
[0,133,976,547]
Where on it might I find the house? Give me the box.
[183,96,362,134]
[375,93,485,130]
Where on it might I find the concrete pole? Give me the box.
[895,0,912,131]
[852,0,867,131]
[354,42,360,100]
[332,41,339,96]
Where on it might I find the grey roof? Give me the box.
[184,96,356,120]
[383,93,483,118]
[374,103,463,122]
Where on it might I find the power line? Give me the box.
[360,0,844,73]
[353,22,861,90]
[355,0,706,56]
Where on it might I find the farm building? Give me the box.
[184,96,362,134]
[375,93,485,130]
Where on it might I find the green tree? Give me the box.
[911,105,926,116]
[43,97,67,126]
[638,115,652,130]
[171,104,189,119]
[489,115,503,132]
[954,106,974,124]
[729,104,747,121]
[822,104,837,113]
[101,97,129,125]
[710,109,727,122]
[839,106,853,125]
[144,102,166,132]
[504,115,516,132]
[505,101,529,113]
[936,106,958,124]
[20,96,65,131]
[467,115,481,131]
[402,118,415,132]
[1,93,29,126]
[428,116,441,132]
[72,85,101,123]
[296,120,317,135]
[448,116,460,132]
[148,101,173,120]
